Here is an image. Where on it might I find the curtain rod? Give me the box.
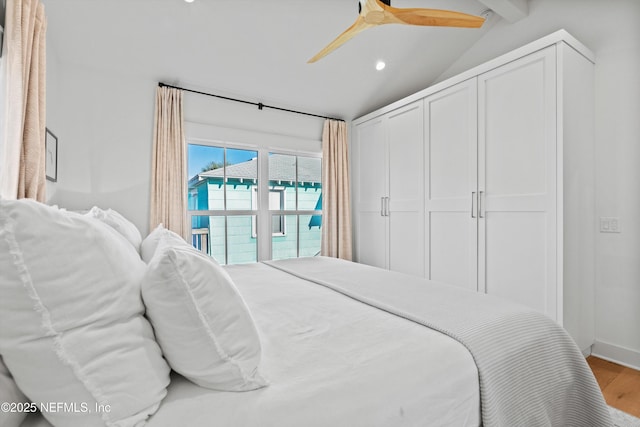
[158,83,344,122]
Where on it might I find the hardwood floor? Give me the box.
[587,356,640,418]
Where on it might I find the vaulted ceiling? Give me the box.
[42,0,523,120]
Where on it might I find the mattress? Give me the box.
[21,262,480,427]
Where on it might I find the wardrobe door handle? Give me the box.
[381,197,385,217]
[471,192,476,218]
[479,191,485,218]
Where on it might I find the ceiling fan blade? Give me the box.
[308,0,485,63]
[385,7,485,28]
[308,16,373,63]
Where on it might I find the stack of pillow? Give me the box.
[0,199,266,427]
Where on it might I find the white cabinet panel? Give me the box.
[357,118,387,212]
[358,212,388,269]
[389,211,424,277]
[353,102,424,275]
[483,56,549,197]
[484,212,549,314]
[557,43,596,351]
[425,79,477,290]
[428,84,475,200]
[429,212,475,289]
[388,104,423,207]
[478,46,557,320]
[388,102,424,277]
[355,117,387,269]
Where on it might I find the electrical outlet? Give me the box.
[600,217,621,233]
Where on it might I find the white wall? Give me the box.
[45,61,324,236]
[45,62,157,234]
[436,0,640,368]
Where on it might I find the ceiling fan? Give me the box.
[308,0,486,63]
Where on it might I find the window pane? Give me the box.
[188,145,225,210]
[190,215,257,265]
[226,148,258,210]
[269,190,284,212]
[299,214,322,257]
[227,215,257,264]
[272,212,284,235]
[297,157,322,210]
[190,215,210,253]
[268,153,296,211]
[272,215,297,260]
[190,215,225,264]
[209,216,226,264]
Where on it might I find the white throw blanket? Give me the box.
[264,257,612,427]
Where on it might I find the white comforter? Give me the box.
[22,261,480,427]
[265,257,612,427]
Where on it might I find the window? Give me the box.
[188,145,258,265]
[187,143,321,265]
[268,153,322,261]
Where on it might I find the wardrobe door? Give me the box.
[424,79,478,290]
[354,117,388,269]
[478,46,558,319]
[387,101,425,277]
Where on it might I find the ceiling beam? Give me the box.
[478,0,528,23]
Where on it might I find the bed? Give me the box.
[0,200,612,427]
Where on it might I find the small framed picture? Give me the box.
[45,128,58,182]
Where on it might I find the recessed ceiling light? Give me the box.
[184,0,194,3]
[376,60,386,71]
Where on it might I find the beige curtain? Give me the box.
[149,86,188,240]
[1,0,47,201]
[320,119,352,260]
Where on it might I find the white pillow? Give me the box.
[0,199,170,427]
[0,357,28,427]
[85,206,142,252]
[142,243,267,391]
[140,224,188,263]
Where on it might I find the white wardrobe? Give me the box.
[354,101,425,278]
[351,30,596,352]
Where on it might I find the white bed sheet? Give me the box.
[21,262,479,427]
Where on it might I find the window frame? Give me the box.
[186,138,322,264]
[267,150,323,260]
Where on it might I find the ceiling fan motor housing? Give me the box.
[359,0,391,14]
